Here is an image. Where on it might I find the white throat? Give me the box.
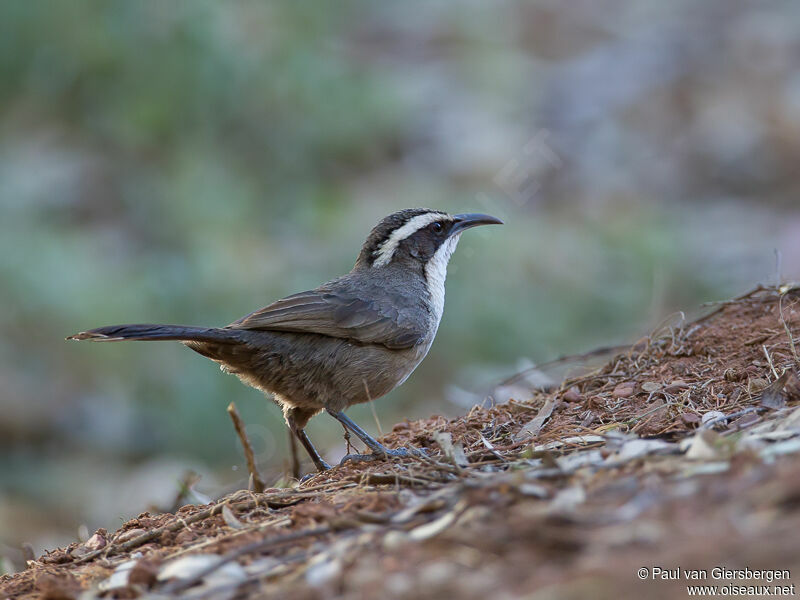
[425,234,461,327]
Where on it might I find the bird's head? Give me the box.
[356,208,503,276]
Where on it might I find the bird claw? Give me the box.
[298,460,332,484]
[339,453,377,465]
[380,447,420,458]
[339,446,425,465]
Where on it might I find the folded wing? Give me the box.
[227,289,425,350]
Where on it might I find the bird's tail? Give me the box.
[67,324,242,344]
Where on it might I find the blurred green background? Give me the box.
[2,0,800,569]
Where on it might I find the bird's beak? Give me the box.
[450,213,504,236]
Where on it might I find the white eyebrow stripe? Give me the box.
[372,212,450,267]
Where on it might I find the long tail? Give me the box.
[67,324,242,344]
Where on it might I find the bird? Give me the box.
[68,208,502,473]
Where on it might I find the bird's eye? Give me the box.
[431,222,443,233]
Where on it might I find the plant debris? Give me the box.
[3,286,800,599]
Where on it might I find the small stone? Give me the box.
[786,371,800,402]
[748,378,769,395]
[85,531,107,551]
[724,368,743,382]
[702,411,727,427]
[642,382,661,393]
[612,383,636,399]
[586,396,605,409]
[562,386,582,403]
[665,380,689,393]
[117,528,147,543]
[680,412,701,427]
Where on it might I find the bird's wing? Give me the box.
[227,289,425,349]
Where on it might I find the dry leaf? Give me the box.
[686,430,721,460]
[222,505,245,530]
[408,510,459,541]
[99,559,139,592]
[432,431,469,467]
[514,399,558,441]
[701,411,727,428]
[612,383,636,398]
[760,371,790,410]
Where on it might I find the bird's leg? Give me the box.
[294,428,332,473]
[326,409,422,464]
[287,429,302,480]
[286,412,331,473]
[294,428,332,472]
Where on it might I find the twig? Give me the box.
[694,285,770,325]
[75,486,334,564]
[174,552,312,600]
[161,526,334,593]
[76,499,255,563]
[342,425,354,455]
[352,472,436,487]
[227,402,266,493]
[498,345,631,388]
[763,344,780,380]
[164,516,293,560]
[412,449,462,475]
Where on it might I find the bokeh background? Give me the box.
[2,0,800,570]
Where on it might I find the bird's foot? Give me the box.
[298,460,332,483]
[339,453,377,465]
[339,446,426,465]
[300,460,333,484]
[379,447,426,458]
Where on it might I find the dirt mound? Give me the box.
[3,286,800,599]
